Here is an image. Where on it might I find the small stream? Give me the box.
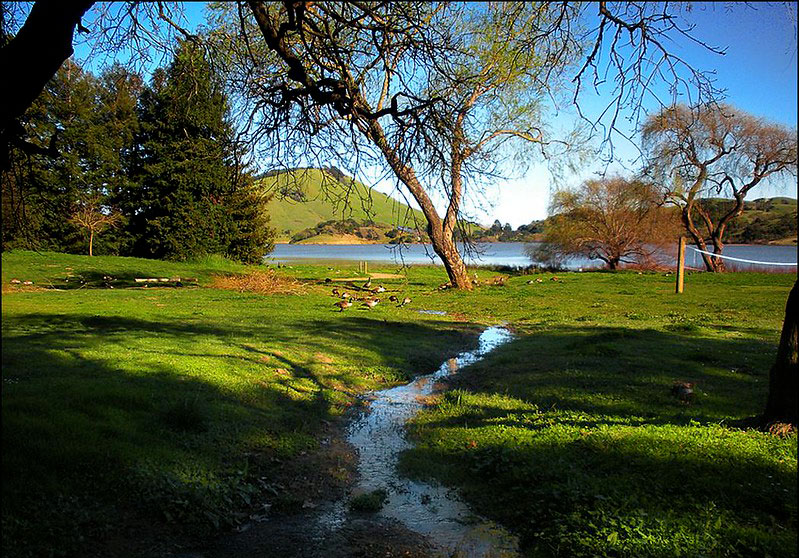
[319,326,519,557]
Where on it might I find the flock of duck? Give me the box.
[327,277,411,312]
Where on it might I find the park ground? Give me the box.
[1,250,796,557]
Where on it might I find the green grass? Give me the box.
[259,168,426,239]
[2,250,796,557]
[1,251,478,557]
[397,270,797,557]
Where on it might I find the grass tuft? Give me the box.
[349,489,388,512]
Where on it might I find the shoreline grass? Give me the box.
[2,250,796,557]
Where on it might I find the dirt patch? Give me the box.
[315,353,334,364]
[175,418,444,558]
[210,271,305,294]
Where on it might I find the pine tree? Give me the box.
[2,60,137,254]
[124,40,273,261]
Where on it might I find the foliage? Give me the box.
[2,61,140,255]
[643,103,798,271]
[68,193,123,256]
[700,197,797,244]
[2,43,274,264]
[122,40,273,262]
[531,177,680,270]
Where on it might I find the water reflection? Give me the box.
[337,326,518,558]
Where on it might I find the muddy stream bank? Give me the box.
[196,327,518,558]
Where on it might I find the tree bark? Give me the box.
[364,120,473,290]
[89,230,94,256]
[0,1,94,130]
[764,279,798,425]
[681,205,722,272]
[1,0,95,171]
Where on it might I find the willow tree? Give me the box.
[533,177,678,270]
[214,1,720,289]
[642,103,798,271]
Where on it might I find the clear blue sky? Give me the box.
[488,2,798,226]
[69,2,798,227]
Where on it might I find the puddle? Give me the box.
[320,326,518,557]
[417,310,447,315]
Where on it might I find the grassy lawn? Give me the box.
[2,250,796,557]
[400,269,797,557]
[1,251,478,557]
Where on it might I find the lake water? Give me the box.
[266,242,797,271]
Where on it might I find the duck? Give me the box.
[341,292,351,299]
[334,300,353,312]
[388,295,399,303]
[362,298,380,309]
[362,277,372,289]
[398,297,411,307]
[375,285,386,293]
[332,288,340,296]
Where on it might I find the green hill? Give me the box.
[700,197,797,244]
[258,168,428,242]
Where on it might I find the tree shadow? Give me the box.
[1,310,478,556]
[400,326,795,556]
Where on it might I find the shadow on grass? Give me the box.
[439,326,776,425]
[1,311,478,557]
[400,327,796,557]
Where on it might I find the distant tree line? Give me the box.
[2,40,274,263]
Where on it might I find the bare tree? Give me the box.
[211,1,723,289]
[532,177,678,270]
[68,194,122,256]
[642,103,798,271]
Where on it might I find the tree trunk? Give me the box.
[681,206,721,272]
[89,230,94,256]
[764,279,798,425]
[363,121,473,290]
[0,1,94,131]
[428,227,471,289]
[709,232,726,272]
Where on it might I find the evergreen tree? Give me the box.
[2,60,137,254]
[124,40,273,261]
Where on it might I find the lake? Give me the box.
[266,242,797,271]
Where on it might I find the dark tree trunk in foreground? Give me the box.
[1,0,94,169]
[764,279,798,425]
[0,1,94,129]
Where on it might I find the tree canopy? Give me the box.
[532,176,678,270]
[643,103,798,271]
[206,1,723,288]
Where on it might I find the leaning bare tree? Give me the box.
[214,1,722,289]
[642,103,798,271]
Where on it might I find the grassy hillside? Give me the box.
[259,168,427,241]
[696,197,797,244]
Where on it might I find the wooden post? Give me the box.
[364,261,368,275]
[676,237,686,294]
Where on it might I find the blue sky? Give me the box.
[486,3,798,226]
[70,2,798,227]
